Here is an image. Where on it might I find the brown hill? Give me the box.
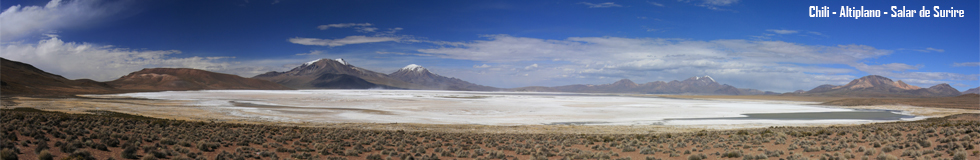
[1,58,119,96]
[108,68,291,91]
[388,64,497,91]
[802,75,961,97]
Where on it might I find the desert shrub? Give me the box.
[881,145,894,153]
[160,138,177,145]
[290,152,312,159]
[0,148,16,160]
[151,150,168,158]
[622,146,636,152]
[687,153,707,160]
[639,147,655,154]
[68,150,96,160]
[875,153,897,160]
[916,139,931,147]
[38,149,53,160]
[122,145,140,159]
[864,149,876,156]
[722,151,742,158]
[95,143,108,151]
[178,141,192,147]
[366,154,384,160]
[952,151,968,160]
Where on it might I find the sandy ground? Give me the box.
[4,90,977,134]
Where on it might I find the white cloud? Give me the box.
[766,29,798,34]
[953,62,980,67]
[578,2,622,8]
[524,64,538,70]
[289,36,401,47]
[681,0,739,11]
[702,0,738,6]
[0,36,237,81]
[0,0,131,41]
[317,23,372,30]
[356,27,379,33]
[914,47,945,53]
[648,2,664,7]
[295,50,323,56]
[900,79,949,86]
[473,64,491,68]
[851,63,919,72]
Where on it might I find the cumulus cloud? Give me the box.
[0,0,131,41]
[0,36,237,81]
[578,2,622,8]
[289,36,401,47]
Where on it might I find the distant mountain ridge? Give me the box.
[797,75,961,97]
[108,68,291,91]
[962,87,980,95]
[1,58,289,96]
[5,57,975,97]
[511,75,776,95]
[1,57,118,96]
[388,64,498,91]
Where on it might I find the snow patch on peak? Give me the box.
[402,64,426,72]
[333,58,347,65]
[702,75,714,82]
[304,59,323,66]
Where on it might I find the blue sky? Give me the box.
[1,0,977,92]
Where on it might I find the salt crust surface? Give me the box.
[114,90,914,126]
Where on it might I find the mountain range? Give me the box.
[512,76,777,95]
[0,58,289,96]
[2,57,976,98]
[792,75,964,97]
[1,58,119,96]
[253,58,497,91]
[109,68,291,91]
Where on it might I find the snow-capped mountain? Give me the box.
[254,59,494,90]
[388,64,498,91]
[253,58,416,89]
[511,75,774,95]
